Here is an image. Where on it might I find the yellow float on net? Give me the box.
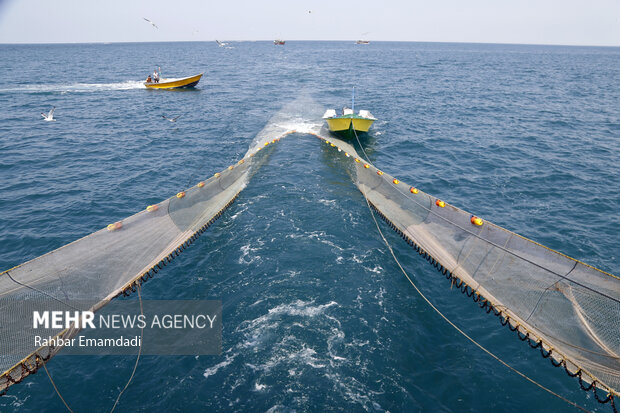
[471,216,484,226]
[238,159,245,165]
[330,143,335,147]
[177,191,186,199]
[363,164,370,169]
[272,139,276,143]
[436,199,445,208]
[377,171,384,176]
[214,172,221,178]
[410,187,419,194]
[146,205,159,212]
[228,165,234,170]
[107,221,122,231]
[325,140,330,144]
[393,178,400,184]
[197,181,205,188]
[264,142,269,146]
[355,158,361,163]
[345,152,350,157]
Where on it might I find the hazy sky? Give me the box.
[0,0,619,46]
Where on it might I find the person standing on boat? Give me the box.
[153,68,160,83]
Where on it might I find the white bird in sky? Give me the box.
[162,114,183,123]
[143,18,158,29]
[41,106,56,121]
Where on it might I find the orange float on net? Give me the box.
[410,187,419,194]
[177,191,186,199]
[238,159,245,165]
[377,171,384,176]
[197,181,205,188]
[471,216,483,226]
[107,221,122,231]
[272,139,276,143]
[436,199,445,208]
[393,178,400,184]
[146,204,159,212]
[364,164,370,169]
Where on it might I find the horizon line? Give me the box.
[1,39,619,48]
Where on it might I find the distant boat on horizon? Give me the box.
[356,40,370,45]
[274,39,285,45]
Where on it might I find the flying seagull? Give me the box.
[143,18,158,29]
[41,107,56,121]
[162,114,183,123]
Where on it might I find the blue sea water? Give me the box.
[0,41,618,412]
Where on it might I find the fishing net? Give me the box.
[317,132,619,403]
[0,100,618,408]
[0,130,272,392]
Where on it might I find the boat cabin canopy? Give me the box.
[358,110,376,120]
[322,109,337,119]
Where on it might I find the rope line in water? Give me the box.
[110,283,144,413]
[40,357,74,413]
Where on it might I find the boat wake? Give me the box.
[247,96,324,152]
[0,80,146,94]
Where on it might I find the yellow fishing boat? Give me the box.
[323,88,376,136]
[144,73,203,89]
[323,109,376,133]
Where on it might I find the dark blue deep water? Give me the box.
[0,41,618,412]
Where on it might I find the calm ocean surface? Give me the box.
[0,41,618,412]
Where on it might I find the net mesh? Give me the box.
[322,133,619,398]
[1,100,618,402]
[0,133,266,391]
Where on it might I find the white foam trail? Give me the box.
[203,354,236,378]
[246,95,325,153]
[0,81,146,93]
